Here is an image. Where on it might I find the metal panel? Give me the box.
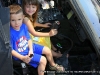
[68,0,100,55]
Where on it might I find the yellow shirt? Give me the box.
[30,33,51,49]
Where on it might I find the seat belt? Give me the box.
[0,7,12,75]
[0,20,11,57]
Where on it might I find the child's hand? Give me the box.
[43,23,51,28]
[49,29,58,36]
[21,55,31,64]
[28,50,34,58]
[28,50,34,57]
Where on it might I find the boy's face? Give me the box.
[10,12,24,30]
[24,4,37,17]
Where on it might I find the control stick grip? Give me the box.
[29,54,33,58]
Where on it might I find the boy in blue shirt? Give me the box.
[9,4,64,75]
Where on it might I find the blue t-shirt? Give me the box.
[10,23,30,60]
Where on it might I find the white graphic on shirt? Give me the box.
[16,36,28,52]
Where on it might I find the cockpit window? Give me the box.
[91,0,100,23]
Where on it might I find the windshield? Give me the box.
[79,0,100,37]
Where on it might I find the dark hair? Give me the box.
[22,0,39,25]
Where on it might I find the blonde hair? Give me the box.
[9,4,23,14]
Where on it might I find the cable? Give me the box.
[55,33,73,54]
[54,33,73,71]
